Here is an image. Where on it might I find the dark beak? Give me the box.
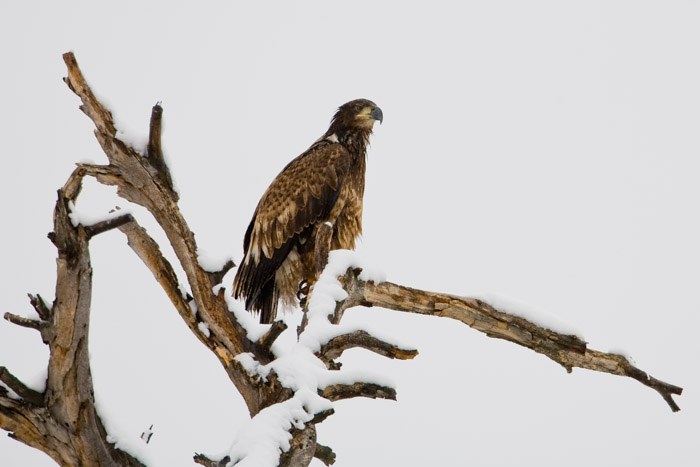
[370,106,384,124]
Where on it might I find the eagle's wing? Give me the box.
[246,140,352,262]
[233,140,352,317]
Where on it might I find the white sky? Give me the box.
[1,1,698,465]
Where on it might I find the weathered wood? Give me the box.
[320,382,397,402]
[193,453,231,467]
[0,367,44,406]
[84,213,134,238]
[206,259,236,287]
[279,424,317,467]
[61,53,268,415]
[317,330,418,368]
[257,320,288,350]
[27,293,51,321]
[0,172,146,466]
[3,313,42,332]
[146,102,176,195]
[336,267,682,412]
[314,443,336,466]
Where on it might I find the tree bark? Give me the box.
[1,171,145,466]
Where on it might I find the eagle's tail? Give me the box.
[255,280,278,324]
[233,257,279,324]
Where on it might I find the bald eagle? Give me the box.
[233,99,383,323]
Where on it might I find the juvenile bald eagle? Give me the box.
[233,99,383,323]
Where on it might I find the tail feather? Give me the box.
[254,280,278,324]
[233,255,280,324]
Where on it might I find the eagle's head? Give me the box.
[328,99,383,136]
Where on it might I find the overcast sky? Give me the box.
[1,1,698,465]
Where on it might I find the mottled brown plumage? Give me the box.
[233,99,383,323]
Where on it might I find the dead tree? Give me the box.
[0,53,683,467]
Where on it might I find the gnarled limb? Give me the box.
[334,266,683,412]
[317,330,418,368]
[61,52,270,413]
[1,171,145,466]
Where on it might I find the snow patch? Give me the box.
[607,348,636,365]
[116,129,148,156]
[234,353,265,379]
[226,389,331,467]
[223,250,401,465]
[225,289,271,343]
[94,393,155,466]
[188,298,198,317]
[475,293,582,337]
[0,381,20,400]
[197,249,232,274]
[67,200,132,229]
[198,321,211,338]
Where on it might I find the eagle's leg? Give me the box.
[297,222,334,308]
[314,222,334,276]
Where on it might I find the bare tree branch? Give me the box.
[0,367,44,406]
[116,220,199,336]
[0,166,146,465]
[61,52,271,415]
[320,382,397,402]
[146,102,176,195]
[317,330,418,368]
[279,424,317,467]
[62,52,117,137]
[27,293,51,321]
[314,443,336,466]
[84,213,135,238]
[206,259,236,287]
[193,453,231,467]
[257,320,288,350]
[334,267,682,411]
[3,313,42,332]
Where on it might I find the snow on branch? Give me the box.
[330,262,683,412]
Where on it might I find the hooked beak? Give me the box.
[370,106,384,124]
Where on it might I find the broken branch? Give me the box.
[3,313,42,332]
[27,294,51,321]
[320,382,397,402]
[314,443,336,466]
[0,367,44,406]
[317,330,418,367]
[84,213,135,238]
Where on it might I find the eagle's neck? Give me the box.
[326,128,372,160]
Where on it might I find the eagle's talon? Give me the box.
[297,280,310,302]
